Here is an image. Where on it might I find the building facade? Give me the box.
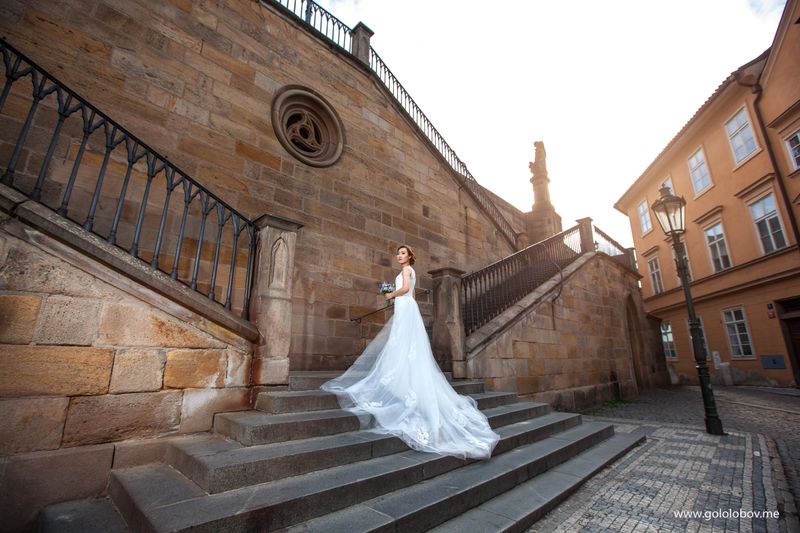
[615,0,800,387]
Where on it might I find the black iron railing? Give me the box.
[0,38,257,319]
[368,49,518,246]
[594,225,636,271]
[264,0,518,248]
[462,225,583,336]
[271,0,352,50]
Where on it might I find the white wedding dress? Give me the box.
[321,267,499,460]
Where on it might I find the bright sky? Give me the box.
[316,0,785,247]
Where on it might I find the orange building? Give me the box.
[615,0,800,387]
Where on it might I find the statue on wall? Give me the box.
[529,141,548,181]
[529,140,552,209]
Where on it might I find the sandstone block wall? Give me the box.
[0,0,521,371]
[0,211,254,528]
[464,254,670,410]
[0,215,253,455]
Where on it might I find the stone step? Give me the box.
[168,410,578,494]
[38,497,128,533]
[108,462,205,533]
[213,407,372,446]
[430,433,646,533]
[282,421,619,532]
[215,400,548,447]
[108,419,607,531]
[255,388,513,414]
[288,371,459,391]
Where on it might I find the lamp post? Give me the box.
[651,186,724,435]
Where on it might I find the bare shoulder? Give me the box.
[403,265,414,274]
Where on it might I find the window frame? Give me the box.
[661,320,677,360]
[748,192,788,255]
[637,199,652,235]
[725,107,759,165]
[647,256,664,295]
[687,147,712,195]
[784,128,800,172]
[721,306,755,359]
[703,221,732,273]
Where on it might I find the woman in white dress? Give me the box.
[322,245,499,460]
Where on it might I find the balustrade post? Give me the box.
[428,267,466,376]
[351,22,374,64]
[249,213,303,386]
[576,217,594,253]
[625,247,638,271]
[516,230,529,249]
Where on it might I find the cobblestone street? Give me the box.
[530,386,800,532]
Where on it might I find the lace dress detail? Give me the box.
[321,267,499,460]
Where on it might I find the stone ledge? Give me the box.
[0,184,258,342]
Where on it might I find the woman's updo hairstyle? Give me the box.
[398,244,416,265]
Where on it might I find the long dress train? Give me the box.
[321,267,499,460]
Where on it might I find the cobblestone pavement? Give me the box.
[529,386,800,532]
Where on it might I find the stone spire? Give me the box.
[529,141,552,211]
[525,141,562,242]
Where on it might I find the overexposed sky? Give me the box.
[316,0,785,246]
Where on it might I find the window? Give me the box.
[687,148,712,194]
[704,223,731,272]
[661,177,674,193]
[749,193,787,254]
[725,108,758,164]
[723,307,753,357]
[638,200,652,234]
[648,257,664,294]
[787,130,800,171]
[661,321,677,359]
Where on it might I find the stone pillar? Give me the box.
[625,247,638,271]
[428,268,465,375]
[351,22,374,65]
[249,214,303,385]
[576,217,594,254]
[516,230,529,249]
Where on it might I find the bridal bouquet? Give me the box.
[379,281,395,307]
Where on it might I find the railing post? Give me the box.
[351,22,374,64]
[249,214,303,386]
[516,230,529,249]
[625,246,638,271]
[428,267,465,375]
[576,217,594,254]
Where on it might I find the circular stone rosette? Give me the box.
[271,85,345,168]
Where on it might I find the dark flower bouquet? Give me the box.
[380,281,395,307]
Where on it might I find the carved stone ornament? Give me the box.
[271,86,345,167]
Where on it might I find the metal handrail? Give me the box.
[461,225,583,335]
[368,49,518,247]
[593,225,627,256]
[0,38,257,319]
[262,0,518,248]
[270,0,352,50]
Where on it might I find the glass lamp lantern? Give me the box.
[651,186,686,236]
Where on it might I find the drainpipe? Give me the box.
[735,75,800,249]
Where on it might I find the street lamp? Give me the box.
[651,186,724,435]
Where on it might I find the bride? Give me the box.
[322,245,499,460]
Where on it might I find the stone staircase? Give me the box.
[40,372,643,532]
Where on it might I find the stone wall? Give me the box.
[462,253,670,411]
[0,0,520,372]
[0,209,253,528]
